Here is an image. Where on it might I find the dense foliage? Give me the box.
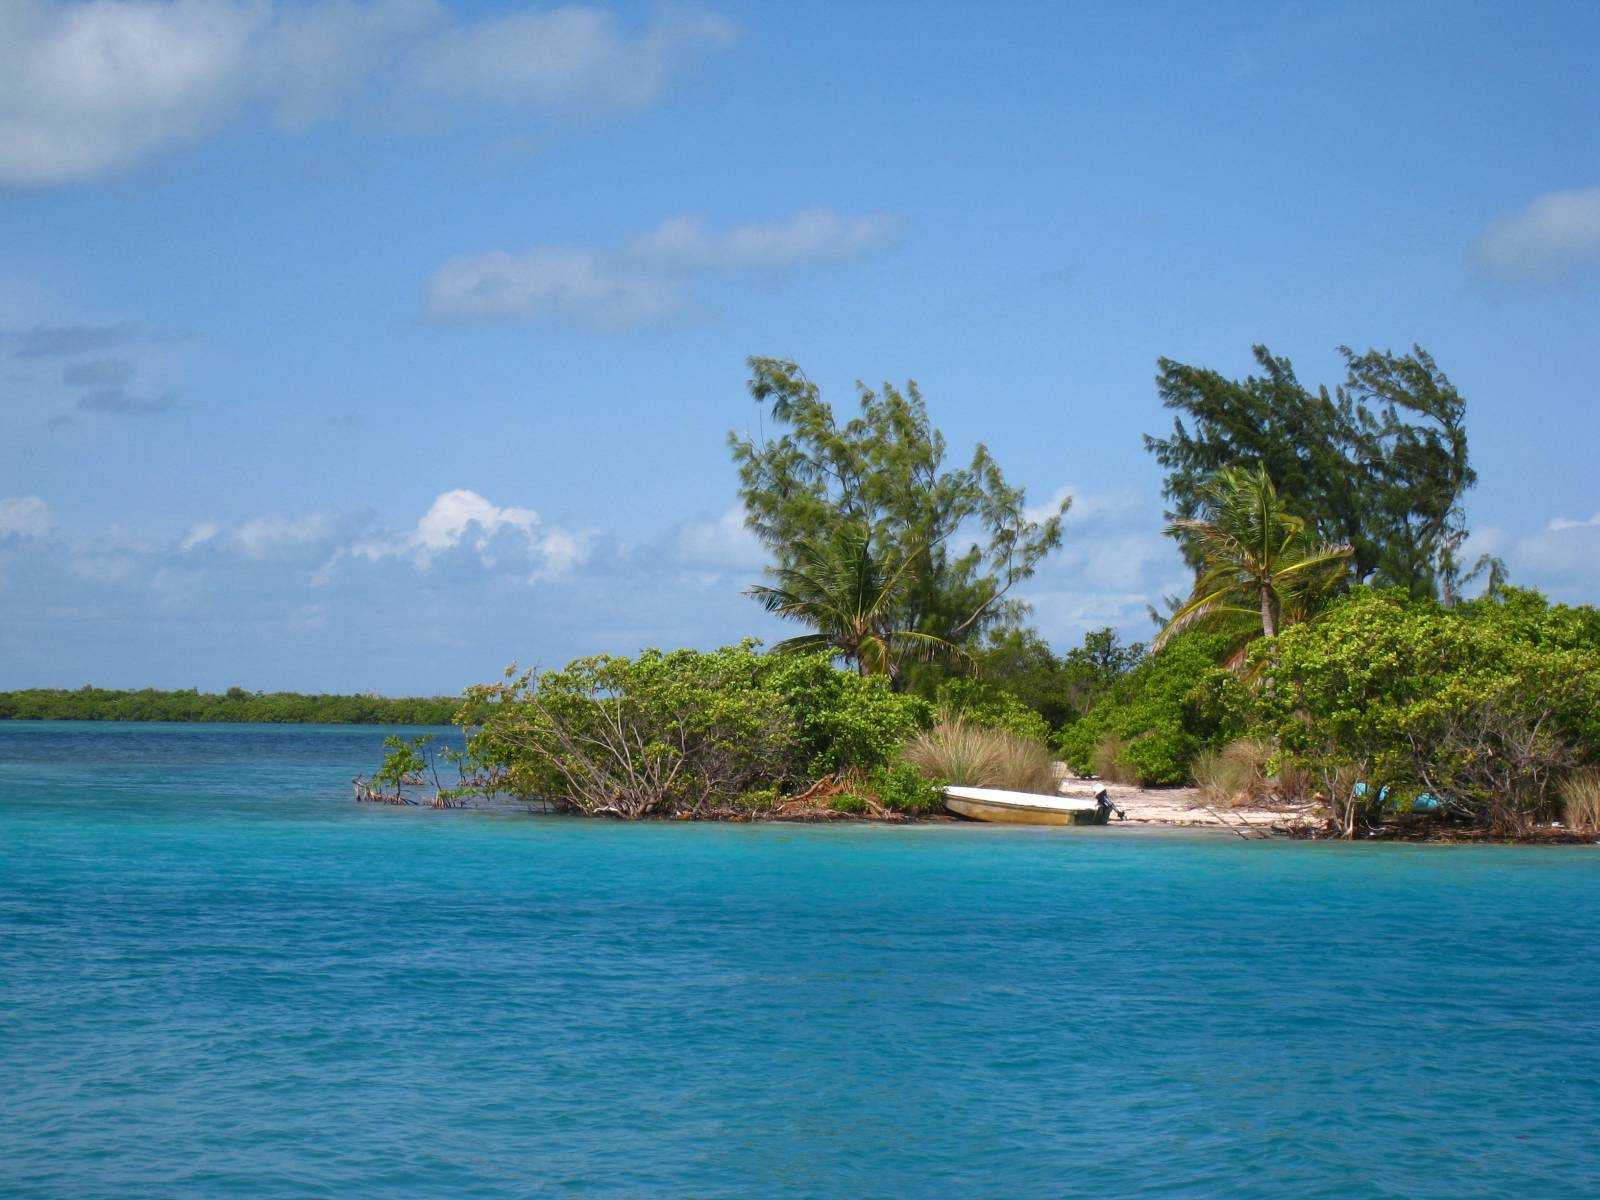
[905,625,1143,730]
[1049,583,1600,837]
[0,686,457,725]
[731,356,1067,658]
[1255,588,1600,833]
[451,643,933,818]
[1146,344,1475,599]
[1057,630,1246,786]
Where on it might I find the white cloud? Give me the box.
[534,527,589,577]
[1515,513,1600,581]
[424,208,903,328]
[1012,485,1189,648]
[234,512,337,559]
[411,489,540,555]
[349,488,590,577]
[1547,512,1600,533]
[413,3,735,111]
[1448,514,1600,602]
[629,210,903,272]
[0,1,735,187]
[0,495,55,539]
[424,247,683,329]
[1473,187,1600,283]
[675,505,766,570]
[0,0,261,186]
[1023,484,1145,527]
[180,520,220,551]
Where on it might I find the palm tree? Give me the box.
[746,529,957,676]
[1154,465,1352,664]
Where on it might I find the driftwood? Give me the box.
[767,772,907,821]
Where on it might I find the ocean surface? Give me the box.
[2,722,1597,1199]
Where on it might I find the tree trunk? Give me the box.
[1260,586,1277,638]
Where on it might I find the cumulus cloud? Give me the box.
[348,488,591,578]
[0,495,55,540]
[0,0,736,187]
[1473,187,1600,284]
[424,208,903,329]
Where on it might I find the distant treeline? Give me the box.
[0,686,459,725]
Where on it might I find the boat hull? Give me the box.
[942,785,1103,826]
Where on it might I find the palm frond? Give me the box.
[1156,464,1352,664]
[768,633,838,656]
[1149,587,1256,652]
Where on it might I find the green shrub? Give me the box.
[1058,630,1245,785]
[1259,588,1600,834]
[829,794,870,815]
[758,651,933,773]
[451,642,933,818]
[867,760,945,814]
[458,645,801,818]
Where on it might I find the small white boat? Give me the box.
[942,784,1112,826]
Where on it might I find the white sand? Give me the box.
[1057,777,1319,834]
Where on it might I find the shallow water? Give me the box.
[3,722,1597,1199]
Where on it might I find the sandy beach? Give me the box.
[1059,779,1319,835]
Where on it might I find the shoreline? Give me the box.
[455,803,1597,844]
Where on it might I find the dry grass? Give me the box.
[1091,734,1140,785]
[903,719,1056,794]
[1192,738,1275,808]
[1273,760,1313,805]
[1560,768,1600,834]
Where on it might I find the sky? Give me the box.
[2,0,1599,694]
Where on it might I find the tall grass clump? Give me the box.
[1561,769,1600,834]
[1191,738,1274,807]
[903,719,1056,794]
[1091,734,1140,785]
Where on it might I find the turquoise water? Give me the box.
[3,723,1598,1199]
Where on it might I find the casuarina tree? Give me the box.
[730,357,1067,670]
[1145,344,1473,599]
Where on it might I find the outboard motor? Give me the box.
[1093,786,1125,825]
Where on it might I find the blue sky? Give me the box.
[2,0,1598,693]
